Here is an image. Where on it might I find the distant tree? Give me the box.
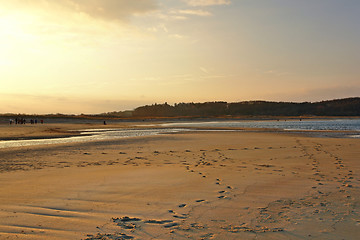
[131,98,360,117]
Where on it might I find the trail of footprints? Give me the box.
[85,146,305,239]
[257,139,360,232]
[298,140,355,195]
[85,203,211,239]
[85,148,242,239]
[220,140,358,236]
[1,143,276,174]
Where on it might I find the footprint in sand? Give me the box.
[85,232,133,240]
[164,222,179,228]
[173,214,188,219]
[218,195,227,199]
[144,219,173,224]
[112,216,142,229]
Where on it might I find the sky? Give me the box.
[0,0,359,114]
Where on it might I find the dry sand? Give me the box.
[0,124,359,239]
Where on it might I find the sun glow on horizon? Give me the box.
[0,0,359,114]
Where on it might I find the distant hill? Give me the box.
[132,97,360,117]
[1,98,359,119]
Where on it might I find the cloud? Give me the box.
[157,13,188,21]
[199,67,210,74]
[3,0,158,22]
[157,8,212,23]
[175,9,212,16]
[63,0,158,21]
[184,0,231,6]
[169,34,187,39]
[264,69,290,76]
[0,0,161,49]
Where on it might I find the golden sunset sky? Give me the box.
[1,0,359,114]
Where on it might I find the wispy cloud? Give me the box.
[64,0,158,21]
[156,8,212,22]
[0,0,160,49]
[184,0,231,7]
[200,67,210,74]
[169,34,187,39]
[264,70,291,76]
[173,9,212,16]
[157,13,188,21]
[2,0,158,22]
[147,24,168,33]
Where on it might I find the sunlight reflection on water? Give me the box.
[0,128,187,149]
[1,119,359,149]
[160,119,360,131]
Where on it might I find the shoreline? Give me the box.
[0,122,359,145]
[1,116,360,129]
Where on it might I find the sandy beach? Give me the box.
[0,124,359,239]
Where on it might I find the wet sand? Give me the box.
[0,123,136,141]
[0,125,359,239]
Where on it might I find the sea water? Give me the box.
[161,119,360,131]
[1,119,359,149]
[0,128,187,149]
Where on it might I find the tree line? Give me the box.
[132,98,360,117]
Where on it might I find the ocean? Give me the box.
[0,119,359,149]
[161,119,360,131]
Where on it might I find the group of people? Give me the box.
[9,118,44,125]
